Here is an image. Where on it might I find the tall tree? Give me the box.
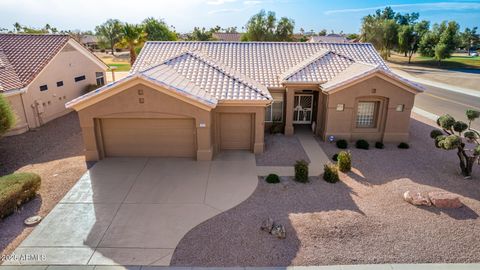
[119,23,146,65]
[95,19,123,56]
[143,18,177,41]
[398,20,429,63]
[189,27,215,41]
[419,21,460,64]
[461,27,479,53]
[361,7,399,59]
[318,29,327,36]
[242,10,294,41]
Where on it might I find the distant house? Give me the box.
[212,33,243,42]
[309,34,350,43]
[80,35,98,50]
[0,34,108,135]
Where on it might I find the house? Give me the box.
[309,34,350,43]
[80,35,99,51]
[66,41,422,161]
[0,34,108,135]
[212,33,243,42]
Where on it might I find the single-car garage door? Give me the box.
[100,118,195,157]
[220,113,252,150]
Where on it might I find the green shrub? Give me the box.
[0,173,41,219]
[337,151,352,172]
[398,142,410,149]
[332,153,339,161]
[294,160,309,183]
[355,139,370,150]
[336,139,348,149]
[265,174,280,184]
[0,94,15,137]
[375,141,384,149]
[323,164,339,183]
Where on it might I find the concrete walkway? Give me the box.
[5,152,258,266]
[257,129,330,177]
[1,264,479,269]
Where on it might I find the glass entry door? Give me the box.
[293,94,313,124]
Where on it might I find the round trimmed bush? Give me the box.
[323,164,339,183]
[355,139,370,150]
[398,142,410,149]
[265,174,280,184]
[294,160,309,183]
[332,153,339,161]
[336,139,348,149]
[337,151,352,172]
[375,141,384,149]
[0,173,41,219]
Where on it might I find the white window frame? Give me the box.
[96,72,105,86]
[265,93,284,122]
[356,101,378,128]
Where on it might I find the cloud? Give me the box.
[206,0,237,5]
[243,0,262,5]
[324,2,480,15]
[208,8,244,14]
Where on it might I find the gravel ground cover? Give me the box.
[171,114,480,266]
[0,112,87,256]
[256,133,310,166]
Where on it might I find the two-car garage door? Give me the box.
[100,118,196,157]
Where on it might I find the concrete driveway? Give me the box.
[6,151,258,266]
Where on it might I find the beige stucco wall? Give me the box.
[22,42,106,130]
[323,75,415,142]
[4,93,28,136]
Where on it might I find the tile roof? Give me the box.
[0,34,70,92]
[132,41,389,88]
[212,33,243,42]
[308,35,350,43]
[0,49,23,92]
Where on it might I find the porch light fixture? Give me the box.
[336,104,344,111]
[396,104,405,112]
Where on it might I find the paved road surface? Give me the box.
[414,82,480,130]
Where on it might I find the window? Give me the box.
[95,72,105,86]
[39,85,48,91]
[265,93,284,122]
[56,81,64,87]
[74,75,86,82]
[356,101,378,128]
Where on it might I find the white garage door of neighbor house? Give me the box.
[101,118,196,157]
[220,113,253,150]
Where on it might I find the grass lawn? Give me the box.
[388,53,480,69]
[107,63,131,72]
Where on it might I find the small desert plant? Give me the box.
[265,174,280,184]
[323,164,339,183]
[337,151,352,172]
[336,139,348,149]
[0,173,41,219]
[332,153,339,161]
[355,139,370,150]
[294,160,309,183]
[375,141,384,149]
[0,94,15,137]
[398,142,410,149]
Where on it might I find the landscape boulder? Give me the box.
[260,218,274,232]
[428,191,463,208]
[403,190,432,206]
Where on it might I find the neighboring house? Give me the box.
[80,35,99,51]
[309,34,350,43]
[212,33,243,42]
[66,41,422,161]
[0,34,108,135]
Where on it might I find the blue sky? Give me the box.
[0,0,479,33]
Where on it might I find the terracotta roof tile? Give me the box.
[0,34,70,92]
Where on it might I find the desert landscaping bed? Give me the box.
[256,133,310,166]
[171,114,480,266]
[0,112,87,256]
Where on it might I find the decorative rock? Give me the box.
[260,218,274,232]
[428,191,463,208]
[403,190,431,206]
[24,215,42,226]
[270,223,286,239]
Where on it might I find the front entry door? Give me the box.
[293,94,313,124]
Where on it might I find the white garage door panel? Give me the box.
[101,118,195,157]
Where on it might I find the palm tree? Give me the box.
[120,23,146,65]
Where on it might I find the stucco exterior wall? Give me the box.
[22,43,106,130]
[323,75,415,142]
[4,93,28,136]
